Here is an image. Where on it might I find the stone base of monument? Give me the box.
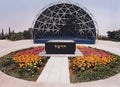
[45,40,76,54]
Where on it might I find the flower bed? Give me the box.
[0,46,49,81]
[69,46,120,83]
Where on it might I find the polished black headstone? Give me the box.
[45,40,76,54]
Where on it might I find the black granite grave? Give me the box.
[45,40,76,54]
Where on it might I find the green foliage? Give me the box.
[20,64,38,78]
[19,59,45,78]
[0,28,32,40]
[8,30,31,41]
[0,29,6,39]
[23,30,31,39]
[97,35,109,40]
[9,32,24,41]
[0,48,49,81]
[70,55,120,83]
[107,29,120,41]
[2,29,4,36]
[0,53,14,67]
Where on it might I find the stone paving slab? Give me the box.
[37,56,70,83]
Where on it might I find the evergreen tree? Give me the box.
[0,29,5,39]
[9,27,11,36]
[2,29,4,36]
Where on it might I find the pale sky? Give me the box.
[0,0,120,35]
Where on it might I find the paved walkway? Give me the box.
[37,57,70,83]
[0,40,120,87]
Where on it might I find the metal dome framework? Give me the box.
[32,1,98,44]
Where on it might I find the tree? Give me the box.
[115,30,120,41]
[0,28,32,40]
[10,32,24,41]
[0,29,5,39]
[107,29,120,41]
[1,29,4,36]
[23,30,31,39]
[107,31,116,40]
[9,27,11,36]
[7,27,12,39]
[97,35,108,40]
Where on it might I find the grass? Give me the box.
[0,47,49,81]
[69,49,120,83]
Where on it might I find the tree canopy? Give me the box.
[0,28,32,40]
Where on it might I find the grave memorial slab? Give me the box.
[45,40,75,54]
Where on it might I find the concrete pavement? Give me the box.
[37,57,70,83]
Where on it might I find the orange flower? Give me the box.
[71,55,116,70]
[13,53,42,68]
[19,64,25,68]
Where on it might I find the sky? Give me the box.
[0,0,120,35]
